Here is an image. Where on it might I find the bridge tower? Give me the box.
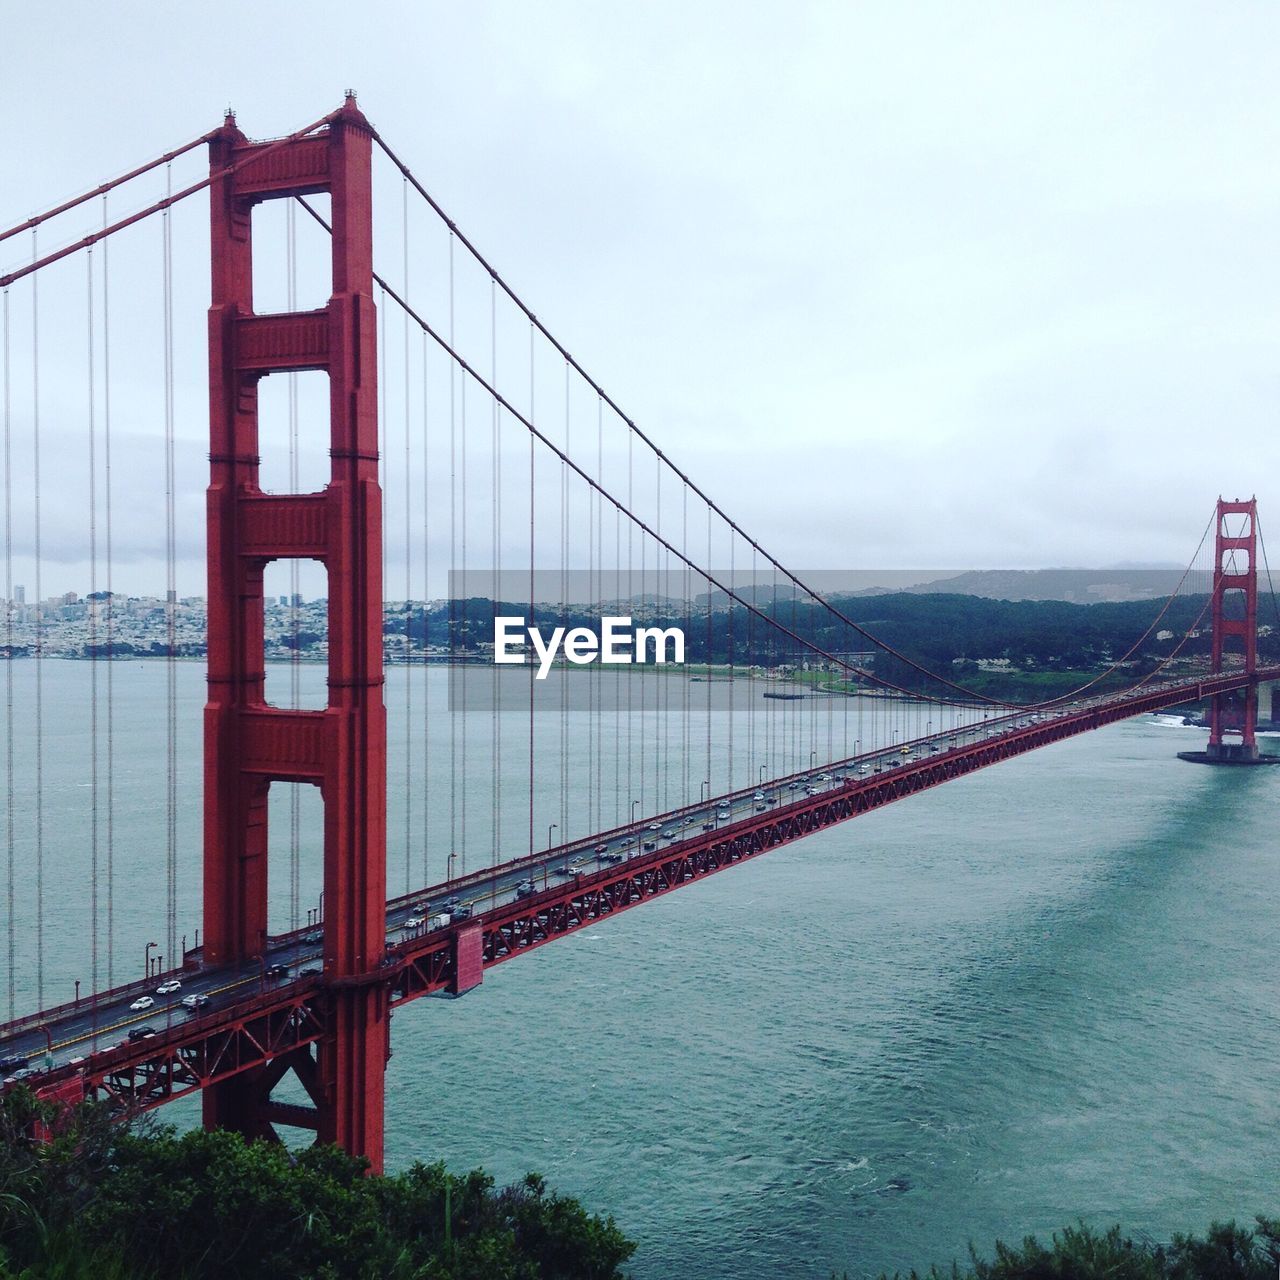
[202,98,389,1168]
[1204,496,1260,762]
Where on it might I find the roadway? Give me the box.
[0,681,1226,1084]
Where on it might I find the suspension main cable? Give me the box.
[354,264,1015,708]
[0,108,344,290]
[367,130,1023,707]
[297,190,1218,722]
[291,195,982,708]
[0,131,217,248]
[369,131,1217,715]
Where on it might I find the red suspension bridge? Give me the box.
[0,98,1275,1172]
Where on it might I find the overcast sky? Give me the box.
[2,2,1277,596]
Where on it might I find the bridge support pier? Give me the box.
[201,98,389,1168]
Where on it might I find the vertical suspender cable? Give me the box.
[162,164,178,969]
[595,395,603,831]
[287,199,301,932]
[102,196,115,989]
[87,248,100,1004]
[448,236,457,881]
[654,457,663,811]
[31,231,44,1011]
[421,333,430,886]
[682,481,690,808]
[584,382,593,838]
[560,363,568,844]
[491,278,500,867]
[2,287,11,1020]
[460,374,468,873]
[403,178,413,893]
[627,431,634,814]
[527,320,535,862]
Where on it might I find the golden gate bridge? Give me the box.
[0,97,1274,1172]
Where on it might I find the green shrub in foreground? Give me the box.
[0,1089,633,1279]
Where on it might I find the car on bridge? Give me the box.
[156,979,181,995]
[180,993,209,1010]
[0,1054,28,1073]
[516,880,536,897]
[404,916,425,929]
[128,1026,158,1041]
[130,996,154,1011]
[451,904,473,920]
[265,964,289,980]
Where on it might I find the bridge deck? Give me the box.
[3,667,1272,1116]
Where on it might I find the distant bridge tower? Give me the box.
[1196,497,1264,763]
[202,98,389,1168]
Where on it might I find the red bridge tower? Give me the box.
[1178,496,1277,766]
[202,98,389,1167]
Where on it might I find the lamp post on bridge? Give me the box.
[631,799,640,824]
[699,781,709,804]
[144,940,158,981]
[547,823,557,851]
[758,763,766,785]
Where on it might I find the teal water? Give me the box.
[2,663,1278,1277]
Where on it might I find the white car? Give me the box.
[130,996,154,1011]
[180,993,209,1009]
[404,916,425,929]
[648,822,661,831]
[156,980,181,995]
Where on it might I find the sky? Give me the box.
[1,1,1277,597]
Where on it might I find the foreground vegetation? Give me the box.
[3,1092,1275,1280]
[0,1090,633,1279]
[864,1218,1280,1280]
